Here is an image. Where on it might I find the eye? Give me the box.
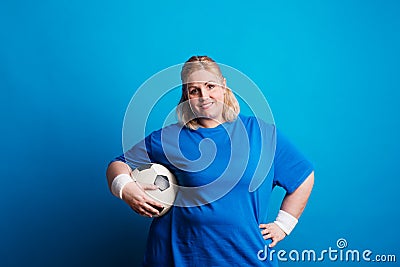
[189,88,199,95]
[207,84,215,90]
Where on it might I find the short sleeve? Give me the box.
[108,134,154,170]
[273,129,314,193]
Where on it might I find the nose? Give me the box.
[198,86,210,100]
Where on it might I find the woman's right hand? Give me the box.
[121,181,164,217]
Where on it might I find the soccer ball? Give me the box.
[131,163,178,217]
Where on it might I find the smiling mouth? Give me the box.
[199,102,213,109]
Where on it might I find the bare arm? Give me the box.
[106,161,163,217]
[281,171,314,218]
[106,161,133,189]
[260,171,314,247]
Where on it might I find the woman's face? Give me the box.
[185,69,226,127]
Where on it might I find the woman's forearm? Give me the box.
[280,171,314,219]
[106,161,132,189]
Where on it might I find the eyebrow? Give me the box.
[187,80,218,87]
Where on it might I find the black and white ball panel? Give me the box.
[131,163,178,216]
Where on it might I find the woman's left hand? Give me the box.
[259,223,286,248]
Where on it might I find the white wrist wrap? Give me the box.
[274,210,298,235]
[111,174,134,199]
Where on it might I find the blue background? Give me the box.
[1,0,399,266]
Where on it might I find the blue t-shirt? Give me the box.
[112,114,313,267]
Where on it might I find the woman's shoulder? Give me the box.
[237,114,276,131]
[147,123,186,139]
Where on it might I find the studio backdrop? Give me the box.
[1,1,399,266]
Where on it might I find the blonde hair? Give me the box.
[176,56,240,130]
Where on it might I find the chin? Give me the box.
[194,107,223,121]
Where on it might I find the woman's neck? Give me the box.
[198,118,225,128]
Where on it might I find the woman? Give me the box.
[106,56,314,266]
